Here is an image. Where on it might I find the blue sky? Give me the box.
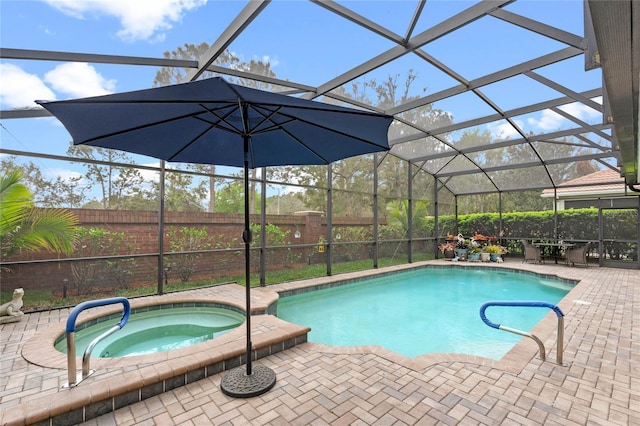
[1,0,603,189]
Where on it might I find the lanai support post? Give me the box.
[260,167,267,286]
[157,160,165,295]
[434,175,439,259]
[407,160,413,263]
[326,164,333,277]
[373,154,380,268]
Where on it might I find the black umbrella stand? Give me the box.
[220,133,276,398]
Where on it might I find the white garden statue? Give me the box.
[0,288,25,324]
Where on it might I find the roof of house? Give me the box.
[542,169,628,197]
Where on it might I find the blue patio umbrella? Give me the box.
[37,77,393,397]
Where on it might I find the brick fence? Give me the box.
[1,209,377,294]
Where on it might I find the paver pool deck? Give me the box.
[1,259,638,425]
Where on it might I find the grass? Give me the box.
[1,254,434,312]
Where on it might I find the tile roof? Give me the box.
[543,168,627,196]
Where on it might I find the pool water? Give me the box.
[55,306,245,357]
[277,267,573,359]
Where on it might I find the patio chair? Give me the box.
[522,240,543,264]
[565,242,591,266]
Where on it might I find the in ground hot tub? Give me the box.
[54,303,245,357]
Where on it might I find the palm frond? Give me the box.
[13,208,79,255]
[1,171,78,258]
[0,170,33,235]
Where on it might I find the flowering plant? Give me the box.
[438,242,456,253]
[483,244,506,254]
[470,245,482,254]
[455,236,470,250]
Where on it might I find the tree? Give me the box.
[452,130,603,214]
[164,170,208,212]
[265,191,306,215]
[0,170,78,262]
[271,71,453,217]
[386,199,429,237]
[115,168,209,212]
[215,179,262,214]
[67,144,148,209]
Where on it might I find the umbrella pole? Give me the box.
[243,155,253,376]
[220,131,276,398]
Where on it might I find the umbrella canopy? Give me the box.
[36,77,392,168]
[37,77,393,397]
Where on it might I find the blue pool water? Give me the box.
[55,305,244,357]
[277,267,573,359]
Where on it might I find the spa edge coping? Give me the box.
[22,283,281,369]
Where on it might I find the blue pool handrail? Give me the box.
[65,297,130,333]
[479,300,565,365]
[64,297,130,388]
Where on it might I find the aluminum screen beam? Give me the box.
[310,0,514,99]
[184,0,271,82]
[389,47,584,115]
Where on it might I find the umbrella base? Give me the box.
[220,365,276,398]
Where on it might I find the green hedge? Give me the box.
[430,208,607,240]
[426,208,636,256]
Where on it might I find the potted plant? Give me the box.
[484,244,506,262]
[455,235,470,261]
[438,242,456,260]
[479,247,491,262]
[469,245,482,261]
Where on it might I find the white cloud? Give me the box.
[48,167,85,183]
[0,62,116,111]
[527,100,603,131]
[0,64,56,108]
[139,162,162,182]
[44,0,207,43]
[487,119,522,140]
[44,63,116,98]
[527,109,564,131]
[558,101,601,122]
[258,55,279,68]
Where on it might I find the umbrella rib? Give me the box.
[237,104,329,163]
[252,104,388,148]
[76,102,238,146]
[249,105,389,158]
[195,102,244,134]
[246,99,388,118]
[167,104,245,161]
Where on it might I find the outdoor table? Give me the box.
[534,242,575,264]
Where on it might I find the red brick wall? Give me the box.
[1,209,376,294]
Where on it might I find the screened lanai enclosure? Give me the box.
[1,1,638,304]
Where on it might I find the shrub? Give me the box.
[72,227,136,294]
[166,227,211,282]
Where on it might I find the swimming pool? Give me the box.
[54,304,245,357]
[277,267,574,359]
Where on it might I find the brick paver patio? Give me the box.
[1,260,638,425]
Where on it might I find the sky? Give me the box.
[0,0,605,197]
